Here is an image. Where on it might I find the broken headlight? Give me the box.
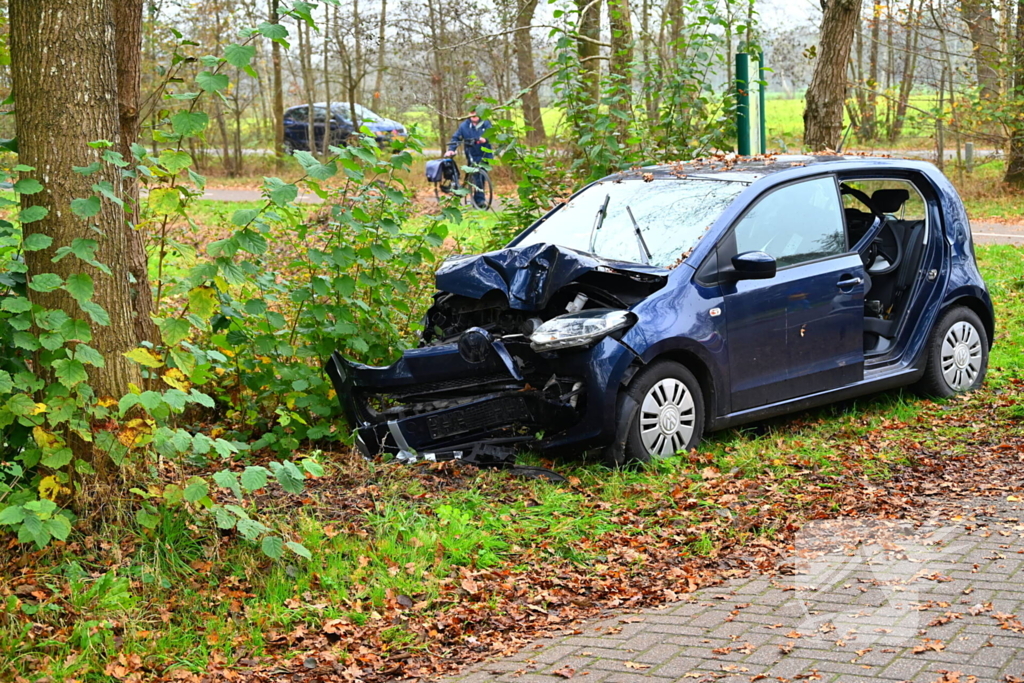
[529,309,635,352]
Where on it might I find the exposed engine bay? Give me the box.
[325,243,668,464]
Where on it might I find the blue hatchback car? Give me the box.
[283,102,406,153]
[328,155,994,466]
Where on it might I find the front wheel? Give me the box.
[466,169,493,210]
[607,360,705,466]
[916,306,989,397]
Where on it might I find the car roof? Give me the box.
[601,153,938,185]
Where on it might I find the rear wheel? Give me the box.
[916,306,988,397]
[466,169,493,210]
[608,360,705,466]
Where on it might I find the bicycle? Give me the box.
[426,155,493,210]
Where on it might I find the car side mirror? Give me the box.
[722,251,776,281]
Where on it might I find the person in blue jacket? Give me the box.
[445,106,492,208]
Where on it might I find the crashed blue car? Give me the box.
[327,155,994,466]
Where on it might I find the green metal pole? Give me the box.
[736,53,750,156]
[758,52,767,154]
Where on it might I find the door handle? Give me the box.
[837,276,863,289]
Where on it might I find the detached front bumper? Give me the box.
[325,334,637,459]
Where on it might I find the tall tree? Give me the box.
[960,0,1001,101]
[576,0,602,108]
[514,0,546,144]
[607,0,634,141]
[115,0,159,344]
[1005,0,1024,186]
[10,0,146,505]
[270,0,285,160]
[803,0,861,150]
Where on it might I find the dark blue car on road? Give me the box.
[283,102,406,153]
[328,155,994,466]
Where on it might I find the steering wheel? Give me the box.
[840,185,901,274]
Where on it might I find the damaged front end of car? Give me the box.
[326,243,668,464]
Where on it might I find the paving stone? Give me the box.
[439,497,1024,683]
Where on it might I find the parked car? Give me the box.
[282,102,406,153]
[327,155,994,466]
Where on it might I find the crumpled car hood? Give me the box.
[434,243,669,311]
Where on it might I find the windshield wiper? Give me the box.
[587,194,611,253]
[626,206,652,265]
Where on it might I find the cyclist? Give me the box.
[445,106,492,208]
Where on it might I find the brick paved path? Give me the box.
[447,498,1024,683]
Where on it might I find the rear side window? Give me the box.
[732,176,845,268]
[286,107,308,122]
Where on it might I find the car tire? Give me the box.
[282,140,295,156]
[606,360,705,467]
[916,306,988,398]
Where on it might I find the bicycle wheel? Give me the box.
[465,169,493,210]
[433,173,460,204]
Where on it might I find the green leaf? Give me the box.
[74,344,104,366]
[52,359,88,387]
[301,459,325,477]
[70,196,102,219]
[22,233,52,251]
[224,44,256,69]
[240,466,269,492]
[19,206,48,223]
[160,318,191,346]
[0,505,26,525]
[148,188,180,214]
[28,273,62,293]
[243,298,267,315]
[1,296,31,314]
[263,177,298,206]
[183,478,209,503]
[231,208,260,226]
[41,447,73,468]
[73,162,102,175]
[124,347,164,368]
[79,301,110,326]
[74,344,104,367]
[214,506,236,529]
[257,22,289,43]
[187,287,219,321]
[14,178,43,195]
[236,517,267,541]
[91,181,122,208]
[171,110,210,136]
[19,514,50,549]
[196,71,229,93]
[213,470,242,499]
[59,318,92,342]
[235,229,267,255]
[273,461,304,495]
[44,515,72,541]
[64,273,94,302]
[159,149,193,173]
[136,509,160,529]
[286,541,312,560]
[261,535,284,559]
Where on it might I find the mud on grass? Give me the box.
[3,247,1023,682]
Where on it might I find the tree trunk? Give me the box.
[10,0,145,506]
[576,0,602,108]
[890,0,921,141]
[373,0,387,104]
[804,0,861,151]
[515,0,546,144]
[1004,0,1024,186]
[270,0,285,161]
[960,0,1001,101]
[865,0,881,140]
[608,0,634,141]
[114,0,158,345]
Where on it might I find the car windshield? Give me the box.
[334,103,384,122]
[516,178,748,267]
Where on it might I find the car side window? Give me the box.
[287,107,308,123]
[731,177,846,268]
